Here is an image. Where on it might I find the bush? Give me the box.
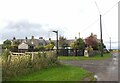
[1,49,10,62]
[2,51,59,81]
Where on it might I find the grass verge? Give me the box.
[9,65,92,81]
[58,53,112,60]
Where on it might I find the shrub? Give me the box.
[1,49,10,62]
[2,51,59,81]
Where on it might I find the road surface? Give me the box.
[0,56,2,82]
[60,52,118,81]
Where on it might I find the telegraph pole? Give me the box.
[100,14,103,57]
[110,37,111,50]
[94,1,103,57]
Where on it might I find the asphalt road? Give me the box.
[60,52,118,81]
[0,56,2,82]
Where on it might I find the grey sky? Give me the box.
[0,0,119,49]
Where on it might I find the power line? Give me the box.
[103,2,118,16]
[94,1,101,14]
[102,20,110,38]
[81,18,99,32]
[80,1,118,34]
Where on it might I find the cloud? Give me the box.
[4,21,42,31]
[1,21,49,40]
[1,21,66,41]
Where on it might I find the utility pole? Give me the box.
[110,37,111,50]
[100,14,103,57]
[95,1,103,57]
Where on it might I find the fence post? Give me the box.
[75,49,77,56]
[7,52,11,63]
[31,52,34,61]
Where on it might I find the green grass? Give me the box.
[58,53,112,60]
[10,65,92,81]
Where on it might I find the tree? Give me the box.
[85,33,100,50]
[44,40,55,50]
[35,45,45,51]
[70,38,85,56]
[49,40,55,46]
[85,33,106,50]
[70,42,76,49]
[70,38,85,50]
[10,40,20,51]
[2,40,11,49]
[59,36,68,49]
[98,43,106,50]
[75,38,85,50]
[44,44,54,50]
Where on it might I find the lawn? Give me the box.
[58,53,112,60]
[10,65,93,81]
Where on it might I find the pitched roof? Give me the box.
[11,38,47,46]
[18,42,28,49]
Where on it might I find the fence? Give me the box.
[10,49,85,56]
[7,50,56,63]
[58,49,84,56]
[10,49,102,57]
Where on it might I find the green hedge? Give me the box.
[2,51,59,81]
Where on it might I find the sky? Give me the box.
[0,0,119,49]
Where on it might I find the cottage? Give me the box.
[10,36,48,52]
[18,42,28,52]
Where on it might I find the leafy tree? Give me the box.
[85,33,107,50]
[75,38,85,50]
[44,39,55,50]
[85,33,100,50]
[70,38,85,50]
[98,43,106,50]
[44,44,54,50]
[59,36,68,49]
[2,40,11,49]
[35,45,45,51]
[70,42,75,49]
[10,40,20,51]
[10,45,18,52]
[49,40,55,46]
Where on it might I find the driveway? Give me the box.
[60,52,118,81]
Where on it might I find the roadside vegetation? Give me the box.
[10,65,94,81]
[58,53,112,60]
[2,50,59,81]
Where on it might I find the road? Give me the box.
[60,52,118,81]
[0,56,2,82]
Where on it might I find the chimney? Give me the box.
[49,38,51,41]
[94,35,97,39]
[91,33,93,36]
[39,37,43,39]
[75,37,77,40]
[25,37,27,40]
[13,37,16,40]
[25,37,28,42]
[32,36,34,39]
